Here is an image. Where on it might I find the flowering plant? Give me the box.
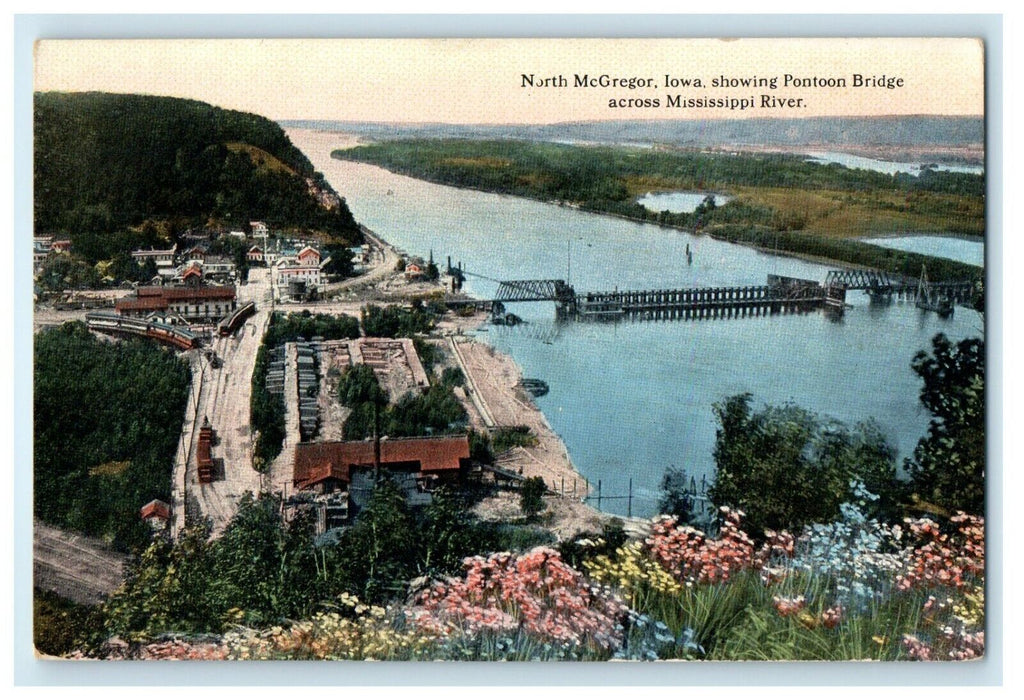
[408,546,630,656]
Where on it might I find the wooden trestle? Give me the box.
[576,284,826,320]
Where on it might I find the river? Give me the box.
[860,235,985,267]
[288,128,984,517]
[804,150,984,176]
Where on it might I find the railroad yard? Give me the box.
[32,228,630,592]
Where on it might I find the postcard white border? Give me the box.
[11,13,1005,688]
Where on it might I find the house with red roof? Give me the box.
[246,245,265,265]
[140,499,172,531]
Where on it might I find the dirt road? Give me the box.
[33,521,126,605]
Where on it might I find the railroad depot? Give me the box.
[114,280,237,324]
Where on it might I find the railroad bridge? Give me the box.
[457,265,978,324]
[823,269,976,305]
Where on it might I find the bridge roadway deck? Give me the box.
[448,272,975,322]
[577,284,826,319]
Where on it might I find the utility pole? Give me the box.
[628,477,633,518]
[372,401,382,482]
[567,239,571,285]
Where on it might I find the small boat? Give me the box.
[520,378,549,397]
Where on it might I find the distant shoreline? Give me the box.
[322,140,984,277]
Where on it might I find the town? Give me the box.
[33,219,611,555]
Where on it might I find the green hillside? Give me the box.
[34,92,361,246]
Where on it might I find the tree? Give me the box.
[36,255,101,291]
[336,478,416,603]
[419,487,477,577]
[520,476,547,520]
[906,334,985,515]
[709,394,902,536]
[337,364,388,408]
[322,245,356,278]
[658,466,694,523]
[104,494,339,638]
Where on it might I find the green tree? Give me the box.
[419,487,477,577]
[34,323,190,550]
[336,478,416,603]
[103,525,216,641]
[658,466,694,523]
[337,364,388,408]
[906,334,985,515]
[36,255,102,291]
[104,495,338,638]
[520,476,547,520]
[322,245,356,278]
[34,589,105,657]
[708,394,901,536]
[206,493,332,627]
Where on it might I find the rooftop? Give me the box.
[294,435,470,490]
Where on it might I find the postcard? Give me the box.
[28,34,988,669]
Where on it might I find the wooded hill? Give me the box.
[34,92,361,245]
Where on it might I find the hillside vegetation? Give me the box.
[34,92,361,246]
[337,139,984,282]
[33,323,191,552]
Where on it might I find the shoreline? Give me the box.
[329,149,984,274]
[341,222,645,538]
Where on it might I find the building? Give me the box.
[293,435,471,495]
[246,245,265,265]
[272,246,326,301]
[180,265,203,285]
[132,245,178,275]
[250,221,269,238]
[179,245,206,265]
[115,283,237,323]
[140,499,171,531]
[201,255,237,281]
[33,237,53,272]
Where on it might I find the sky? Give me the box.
[33,38,984,124]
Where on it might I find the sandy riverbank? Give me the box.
[287,249,644,538]
[447,328,649,539]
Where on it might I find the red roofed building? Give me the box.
[116,284,236,323]
[296,246,321,266]
[272,246,325,301]
[293,435,471,493]
[140,499,172,531]
[246,245,265,265]
[181,265,203,285]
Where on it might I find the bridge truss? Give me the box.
[493,279,575,303]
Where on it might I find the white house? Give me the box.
[250,221,269,238]
[272,246,325,301]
